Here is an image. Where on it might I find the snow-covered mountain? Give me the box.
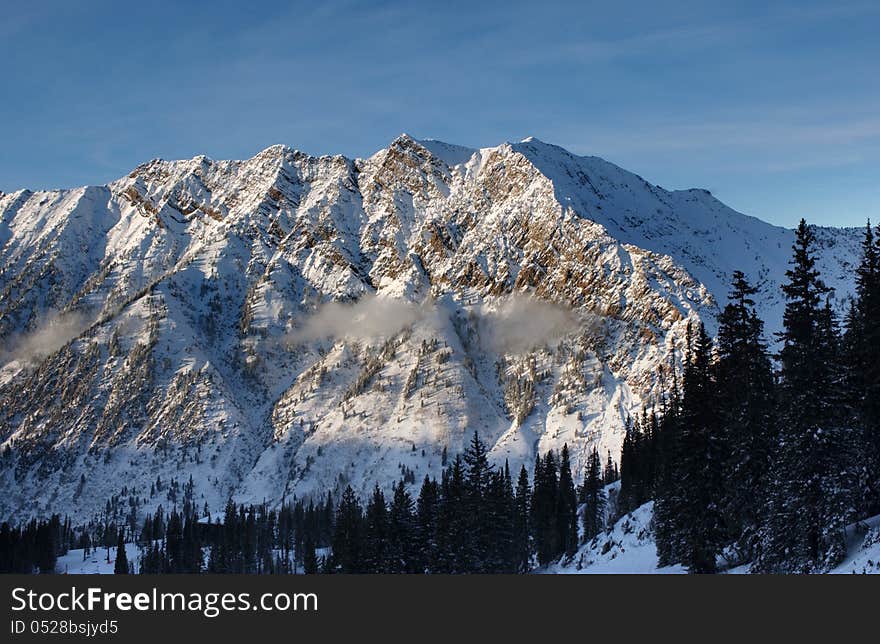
[0,135,862,522]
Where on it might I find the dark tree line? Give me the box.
[0,512,130,574]
[0,437,594,574]
[0,431,603,574]
[137,491,334,574]
[620,219,880,573]
[325,434,593,573]
[0,516,72,573]
[132,433,602,574]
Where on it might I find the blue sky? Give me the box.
[1,0,877,227]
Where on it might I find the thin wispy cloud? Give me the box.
[1,1,877,227]
[572,114,880,154]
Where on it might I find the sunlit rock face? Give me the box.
[0,135,861,522]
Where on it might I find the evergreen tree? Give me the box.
[484,469,515,572]
[557,444,578,558]
[362,485,388,573]
[580,447,606,542]
[321,492,335,546]
[512,465,532,572]
[387,481,415,573]
[756,220,855,572]
[114,532,128,575]
[463,432,493,570]
[531,451,559,565]
[680,323,724,573]
[715,270,776,558]
[330,486,363,573]
[654,323,724,572]
[463,432,493,498]
[165,509,184,573]
[414,476,439,573]
[435,457,469,572]
[602,452,619,485]
[302,535,319,574]
[181,513,202,574]
[846,221,880,513]
[618,413,654,516]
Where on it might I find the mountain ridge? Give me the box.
[0,135,862,523]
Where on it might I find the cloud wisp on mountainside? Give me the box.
[284,293,581,355]
[0,310,91,368]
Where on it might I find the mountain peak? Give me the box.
[511,136,575,158]
[254,143,294,159]
[390,133,415,146]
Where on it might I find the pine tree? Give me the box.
[414,476,439,573]
[387,481,415,572]
[557,444,578,558]
[362,485,388,573]
[602,452,619,485]
[182,514,202,573]
[653,349,683,559]
[330,486,363,573]
[654,323,724,572]
[114,532,128,575]
[846,221,880,513]
[435,457,469,572]
[165,509,184,573]
[619,411,655,516]
[756,220,855,572]
[618,418,640,515]
[512,465,532,572]
[302,534,319,574]
[715,270,775,558]
[463,432,493,570]
[321,492,334,546]
[679,323,724,573]
[463,432,492,498]
[531,451,559,565]
[484,469,515,572]
[581,447,606,542]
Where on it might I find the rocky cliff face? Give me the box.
[0,135,861,521]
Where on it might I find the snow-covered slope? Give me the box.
[546,496,880,574]
[0,135,861,523]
